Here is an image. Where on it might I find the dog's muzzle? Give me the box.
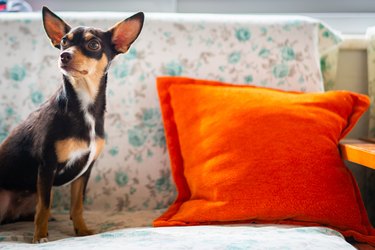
[60,52,72,65]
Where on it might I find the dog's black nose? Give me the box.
[60,52,72,64]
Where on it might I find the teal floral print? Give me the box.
[235,28,251,41]
[109,147,119,156]
[152,128,166,148]
[140,108,160,128]
[128,127,147,147]
[5,107,14,116]
[125,48,137,60]
[320,56,329,73]
[155,175,171,193]
[260,27,268,35]
[9,65,26,81]
[228,52,241,64]
[273,64,290,78]
[164,61,183,76]
[115,171,129,187]
[319,24,341,44]
[31,91,43,105]
[244,75,253,84]
[95,174,102,182]
[283,20,302,31]
[281,47,295,61]
[0,131,7,143]
[113,63,129,79]
[258,48,270,58]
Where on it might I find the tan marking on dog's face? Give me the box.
[94,138,105,160]
[58,26,114,104]
[60,47,109,101]
[67,32,74,41]
[55,138,89,163]
[83,32,94,41]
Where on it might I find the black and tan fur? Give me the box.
[0,7,144,243]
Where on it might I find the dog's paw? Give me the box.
[75,228,94,236]
[32,237,49,244]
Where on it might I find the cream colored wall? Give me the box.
[335,48,371,216]
[335,48,369,139]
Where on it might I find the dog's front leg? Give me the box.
[33,168,54,243]
[70,169,94,236]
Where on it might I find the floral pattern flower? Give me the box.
[164,61,183,76]
[244,75,254,84]
[128,127,147,147]
[113,63,129,79]
[282,47,296,61]
[31,91,43,105]
[152,128,166,148]
[235,28,251,42]
[140,108,160,128]
[258,48,270,58]
[9,65,26,82]
[115,171,129,187]
[109,147,119,156]
[228,52,241,64]
[125,48,138,60]
[273,64,290,78]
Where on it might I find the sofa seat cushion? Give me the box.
[0,211,354,249]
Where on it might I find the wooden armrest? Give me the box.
[339,139,375,170]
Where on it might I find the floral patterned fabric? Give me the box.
[0,12,341,213]
[0,210,355,249]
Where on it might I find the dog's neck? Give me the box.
[59,74,107,117]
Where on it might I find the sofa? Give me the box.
[0,11,374,249]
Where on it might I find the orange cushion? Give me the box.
[154,76,375,246]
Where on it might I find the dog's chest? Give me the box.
[54,111,104,185]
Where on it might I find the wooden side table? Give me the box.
[340,139,375,170]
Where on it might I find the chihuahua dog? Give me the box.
[0,7,144,243]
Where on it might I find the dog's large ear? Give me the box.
[42,6,71,49]
[109,12,144,54]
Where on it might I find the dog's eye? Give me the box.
[87,40,101,51]
[61,37,68,47]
